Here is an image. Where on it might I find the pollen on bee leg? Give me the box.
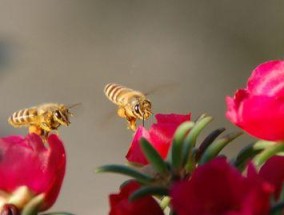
[128,119,137,131]
[28,125,42,136]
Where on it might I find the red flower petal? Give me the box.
[126,127,150,165]
[155,113,191,124]
[170,158,272,215]
[109,181,163,215]
[126,113,191,165]
[259,156,284,200]
[248,60,284,96]
[0,134,66,211]
[227,94,284,140]
[226,60,284,140]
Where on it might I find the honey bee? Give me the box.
[104,83,152,131]
[8,103,76,140]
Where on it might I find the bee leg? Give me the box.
[41,130,49,143]
[39,111,52,132]
[39,122,52,133]
[127,118,137,131]
[28,125,43,136]
[117,107,126,118]
[39,124,52,143]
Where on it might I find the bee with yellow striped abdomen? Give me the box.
[104,83,152,131]
[8,103,75,139]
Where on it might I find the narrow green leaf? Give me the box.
[96,165,153,184]
[182,115,213,166]
[167,122,194,169]
[253,142,284,166]
[254,140,277,149]
[140,138,169,174]
[270,202,284,215]
[199,132,242,165]
[174,121,195,143]
[195,113,208,123]
[232,143,263,170]
[195,127,226,161]
[129,186,169,201]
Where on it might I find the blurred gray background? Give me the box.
[0,1,284,214]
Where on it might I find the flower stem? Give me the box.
[253,142,284,166]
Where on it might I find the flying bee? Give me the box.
[8,103,78,140]
[104,83,152,131]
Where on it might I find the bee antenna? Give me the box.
[142,114,145,127]
[68,103,82,109]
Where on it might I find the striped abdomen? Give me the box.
[8,108,38,127]
[104,83,143,105]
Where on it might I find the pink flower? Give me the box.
[126,113,191,165]
[170,158,272,215]
[226,60,284,140]
[0,134,66,211]
[109,181,164,215]
[259,156,284,201]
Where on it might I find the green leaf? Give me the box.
[232,142,263,170]
[167,122,194,169]
[140,138,169,174]
[270,202,284,215]
[253,142,284,166]
[129,186,169,201]
[182,115,213,167]
[199,132,242,165]
[195,128,226,161]
[22,194,44,215]
[254,140,277,149]
[96,165,153,184]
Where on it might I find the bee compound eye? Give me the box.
[134,104,140,113]
[54,110,61,118]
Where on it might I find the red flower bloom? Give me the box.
[109,181,163,215]
[0,134,66,211]
[170,158,272,215]
[259,156,284,200]
[226,60,284,140]
[126,113,191,165]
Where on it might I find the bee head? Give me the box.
[53,105,71,126]
[141,99,152,119]
[133,99,152,120]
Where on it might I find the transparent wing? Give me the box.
[144,82,179,96]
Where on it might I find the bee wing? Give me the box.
[144,82,179,96]
[67,103,82,109]
[66,103,83,116]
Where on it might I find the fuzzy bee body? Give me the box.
[8,103,72,139]
[104,83,152,131]
[8,107,38,127]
